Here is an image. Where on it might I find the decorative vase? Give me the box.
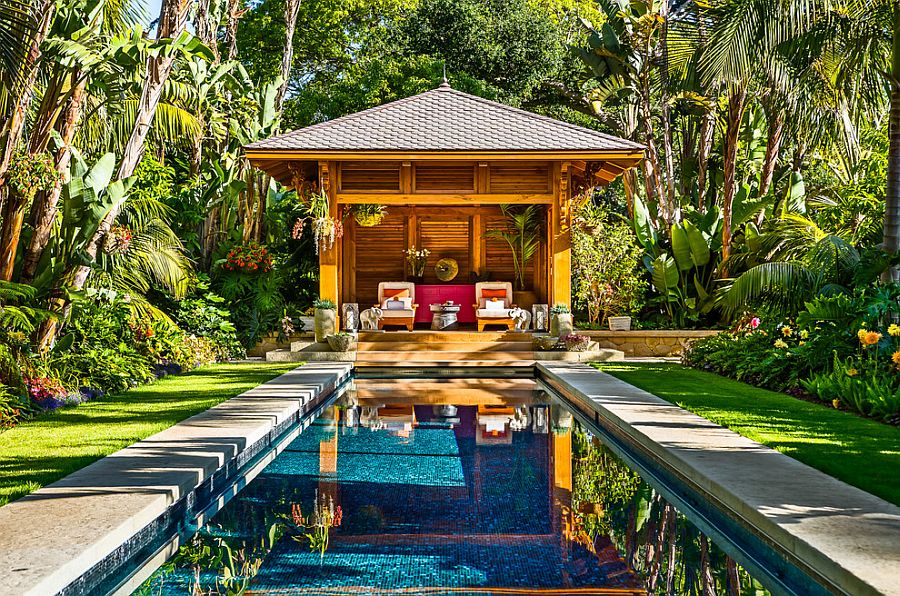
[314,308,336,343]
[608,316,632,331]
[409,275,424,285]
[326,334,357,352]
[550,313,573,338]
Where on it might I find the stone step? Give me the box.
[354,360,536,368]
[357,331,533,343]
[355,350,534,362]
[356,341,533,352]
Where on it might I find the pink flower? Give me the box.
[750,317,760,329]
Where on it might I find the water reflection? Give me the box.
[135,379,768,595]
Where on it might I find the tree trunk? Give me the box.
[720,85,747,276]
[700,534,716,596]
[884,3,900,282]
[658,0,677,221]
[640,81,667,223]
[193,0,220,63]
[225,0,241,60]
[665,511,677,595]
[758,111,784,198]
[21,78,87,283]
[70,0,190,293]
[275,0,301,110]
[726,555,741,596]
[0,0,55,196]
[696,107,716,212]
[0,190,31,280]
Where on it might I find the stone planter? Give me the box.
[550,313,573,338]
[326,333,357,352]
[608,316,632,331]
[314,308,336,343]
[297,316,315,332]
[533,336,560,351]
[564,334,590,352]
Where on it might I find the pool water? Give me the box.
[134,378,770,595]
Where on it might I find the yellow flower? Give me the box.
[832,399,841,409]
[799,341,806,346]
[800,330,809,340]
[781,326,792,337]
[846,368,858,377]
[857,329,867,342]
[890,324,900,337]
[774,339,788,349]
[892,351,900,365]
[862,331,882,346]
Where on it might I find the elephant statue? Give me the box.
[359,307,384,330]
[510,307,532,331]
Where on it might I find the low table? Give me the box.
[430,303,461,330]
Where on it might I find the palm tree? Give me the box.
[719,213,888,316]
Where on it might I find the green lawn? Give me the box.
[595,362,900,507]
[0,362,298,507]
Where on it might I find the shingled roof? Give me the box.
[245,82,643,153]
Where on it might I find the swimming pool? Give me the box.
[127,377,789,595]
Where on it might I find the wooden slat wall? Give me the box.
[489,164,551,193]
[352,213,407,306]
[340,162,401,192]
[419,219,471,283]
[413,164,476,192]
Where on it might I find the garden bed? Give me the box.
[0,362,298,507]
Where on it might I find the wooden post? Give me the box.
[550,162,572,307]
[319,161,340,306]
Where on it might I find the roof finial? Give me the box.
[439,63,450,90]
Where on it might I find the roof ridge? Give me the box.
[247,88,446,147]
[441,88,644,149]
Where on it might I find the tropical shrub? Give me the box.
[0,385,34,428]
[173,277,245,358]
[571,202,645,325]
[46,291,155,394]
[214,244,284,348]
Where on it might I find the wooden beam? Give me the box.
[550,162,572,308]
[319,161,340,307]
[336,193,554,205]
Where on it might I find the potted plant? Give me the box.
[564,332,590,352]
[403,246,430,284]
[352,204,387,227]
[326,331,357,352]
[313,298,337,343]
[549,303,573,337]
[484,204,542,293]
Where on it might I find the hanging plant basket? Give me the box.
[354,212,385,227]
[352,204,387,227]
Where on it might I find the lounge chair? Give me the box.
[376,281,418,331]
[473,281,515,332]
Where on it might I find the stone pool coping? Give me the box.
[537,361,900,596]
[0,362,352,596]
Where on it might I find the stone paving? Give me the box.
[0,363,351,596]
[537,362,900,596]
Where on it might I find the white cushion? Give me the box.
[484,299,506,311]
[477,308,512,318]
[383,297,412,310]
[382,309,414,318]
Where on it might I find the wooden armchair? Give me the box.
[473,281,515,332]
[376,282,418,331]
